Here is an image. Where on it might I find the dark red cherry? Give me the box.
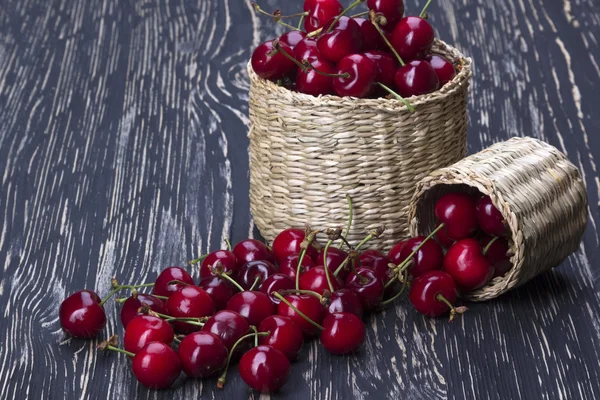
[239,345,291,393]
[233,239,276,265]
[296,55,336,96]
[260,274,295,305]
[480,235,512,277]
[124,315,174,353]
[166,286,215,334]
[131,342,181,390]
[363,50,399,88]
[59,290,106,339]
[294,37,320,61]
[359,254,393,282]
[320,312,365,355]
[202,310,250,351]
[279,254,315,281]
[359,249,384,266]
[236,260,277,291]
[388,236,443,278]
[345,267,385,311]
[251,40,297,81]
[434,192,478,240]
[327,289,363,319]
[475,195,508,237]
[121,293,167,328]
[299,266,344,295]
[426,55,456,86]
[316,246,352,280]
[444,239,494,291]
[277,294,325,337]
[366,0,405,30]
[317,16,362,63]
[279,31,307,48]
[226,291,275,326]
[304,0,343,33]
[200,250,240,280]
[409,270,458,317]
[259,315,304,361]
[334,54,379,98]
[272,228,318,262]
[434,222,456,248]
[178,331,228,378]
[153,266,195,298]
[354,18,384,51]
[198,276,236,311]
[394,60,439,97]
[390,16,434,61]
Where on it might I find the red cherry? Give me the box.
[394,60,439,97]
[166,286,215,334]
[354,18,384,51]
[363,50,399,89]
[152,266,195,298]
[320,312,365,354]
[226,291,275,326]
[304,0,343,33]
[426,55,456,86]
[296,55,336,96]
[178,331,228,378]
[333,53,379,98]
[317,16,362,63]
[316,246,353,280]
[239,345,291,393]
[327,289,363,319]
[260,274,295,305]
[198,276,236,311]
[390,16,434,61]
[345,268,385,311]
[251,40,297,80]
[409,270,458,317]
[359,249,384,266]
[272,228,318,262]
[279,254,315,281]
[444,239,494,291]
[124,315,174,353]
[434,192,478,240]
[236,260,277,291]
[121,293,167,328]
[277,294,325,337]
[480,235,512,277]
[357,254,393,282]
[259,315,304,361]
[233,239,275,264]
[200,250,240,280]
[279,31,307,48]
[475,195,508,237]
[299,266,344,295]
[202,310,250,351]
[59,290,106,339]
[434,222,456,248]
[388,236,443,277]
[366,0,405,30]
[131,342,181,389]
[293,37,320,61]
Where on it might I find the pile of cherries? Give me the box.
[251,0,458,102]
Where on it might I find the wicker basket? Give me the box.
[248,40,473,248]
[408,136,588,301]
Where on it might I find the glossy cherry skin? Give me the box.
[296,55,336,96]
[359,249,384,266]
[359,254,393,283]
[200,250,240,279]
[475,195,508,237]
[120,293,167,328]
[260,274,296,305]
[327,289,363,319]
[178,331,228,378]
[202,310,250,351]
[304,0,343,33]
[388,236,444,278]
[354,18,384,51]
[166,286,215,334]
[321,312,365,355]
[345,267,385,311]
[409,270,458,317]
[198,276,236,311]
[480,235,512,277]
[294,37,320,61]
[251,40,296,81]
[239,345,291,393]
[363,50,399,88]
[299,266,344,296]
[444,239,495,291]
[124,315,174,353]
[277,294,325,337]
[226,291,275,326]
[59,290,106,339]
[279,254,315,281]
[236,260,277,291]
[233,239,276,265]
[366,0,405,30]
[334,54,379,98]
[435,192,479,240]
[153,266,195,298]
[259,315,304,361]
[426,55,456,86]
[272,228,318,262]
[394,60,439,97]
[390,16,434,61]
[317,17,362,63]
[131,342,181,390]
[279,31,307,48]
[316,246,352,280]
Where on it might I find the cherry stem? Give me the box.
[218,272,245,293]
[251,325,259,347]
[334,234,374,277]
[378,83,415,112]
[303,60,350,79]
[273,292,324,331]
[394,224,444,273]
[322,239,336,293]
[278,289,324,300]
[296,229,318,290]
[217,330,270,389]
[149,310,206,326]
[224,238,232,251]
[420,0,434,18]
[173,336,181,344]
[105,345,135,358]
[249,276,261,291]
[370,11,405,66]
[326,0,364,33]
[189,254,208,265]
[380,268,409,306]
[339,194,354,249]
[298,13,306,30]
[350,10,369,18]
[306,27,323,38]
[100,283,155,306]
[274,42,351,79]
[482,236,500,256]
[435,293,467,322]
[251,3,300,30]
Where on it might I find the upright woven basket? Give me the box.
[248,40,473,249]
[408,137,588,301]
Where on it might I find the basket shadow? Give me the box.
[489,269,576,306]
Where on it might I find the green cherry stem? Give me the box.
[322,239,336,293]
[350,10,370,18]
[384,260,412,289]
[251,3,300,31]
[217,330,270,389]
[100,283,155,306]
[298,13,306,30]
[419,0,434,18]
[436,294,468,322]
[273,292,324,331]
[106,345,135,357]
[482,236,500,256]
[334,234,372,277]
[188,254,208,265]
[378,82,415,112]
[296,228,319,290]
[217,272,245,292]
[380,269,409,306]
[277,289,324,300]
[370,11,405,66]
[326,0,365,33]
[394,224,444,273]
[251,325,259,347]
[249,276,261,292]
[224,238,232,251]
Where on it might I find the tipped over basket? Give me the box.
[248,39,473,249]
[408,136,588,301]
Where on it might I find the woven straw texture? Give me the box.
[408,136,588,301]
[248,40,473,249]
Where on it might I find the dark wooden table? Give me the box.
[1,0,599,398]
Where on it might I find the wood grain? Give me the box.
[0,0,598,399]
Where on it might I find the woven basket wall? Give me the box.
[408,136,588,301]
[248,40,473,249]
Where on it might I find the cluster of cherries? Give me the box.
[251,0,457,104]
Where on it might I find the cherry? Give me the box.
[299,266,343,295]
[120,293,167,328]
[434,222,456,248]
[327,289,364,318]
[296,55,337,96]
[251,40,297,81]
[317,16,362,63]
[166,286,215,334]
[320,312,365,355]
[259,315,304,361]
[316,246,353,280]
[333,54,379,98]
[304,0,343,33]
[394,60,439,97]
[202,310,250,351]
[131,342,181,389]
[444,238,494,291]
[233,239,275,265]
[359,249,384,266]
[260,274,295,304]
[59,290,106,339]
[409,270,465,321]
[124,315,174,353]
[279,254,315,281]
[435,192,478,241]
[236,260,277,291]
[272,228,318,262]
[426,55,456,86]
[294,37,320,61]
[152,266,195,298]
[279,31,307,48]
[363,50,399,89]
[198,276,236,311]
[239,345,291,393]
[178,331,228,378]
[390,16,434,61]
[366,0,405,30]
[358,254,393,282]
[475,195,508,237]
[345,267,385,311]
[354,18,384,51]
[389,236,443,277]
[200,250,240,280]
[480,235,512,277]
[277,294,325,337]
[226,291,275,326]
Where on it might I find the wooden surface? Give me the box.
[0,0,599,398]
